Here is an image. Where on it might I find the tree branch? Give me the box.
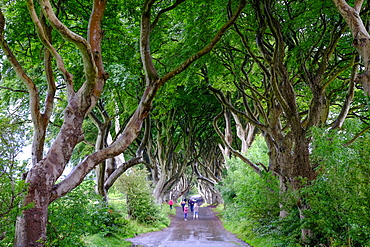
[332,0,370,95]
[36,0,97,90]
[0,86,27,93]
[354,0,364,12]
[209,86,266,129]
[88,0,109,99]
[26,0,74,95]
[141,0,159,84]
[159,0,247,85]
[41,14,56,126]
[331,55,359,129]
[151,0,186,30]
[0,7,47,162]
[213,109,262,175]
[103,157,143,192]
[344,124,370,147]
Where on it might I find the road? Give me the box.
[126,206,251,247]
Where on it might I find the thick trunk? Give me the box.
[15,105,85,246]
[15,170,50,246]
[198,180,223,204]
[15,207,48,247]
[265,128,316,242]
[5,0,246,244]
[152,174,167,202]
[232,113,255,154]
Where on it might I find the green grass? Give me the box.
[82,234,133,247]
[83,194,174,246]
[82,217,171,247]
[213,204,283,247]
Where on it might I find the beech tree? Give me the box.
[148,108,192,202]
[208,0,365,242]
[0,0,246,245]
[144,81,223,203]
[193,137,225,204]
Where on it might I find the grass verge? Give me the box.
[212,204,280,247]
[82,197,175,247]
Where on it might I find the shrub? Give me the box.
[0,117,30,246]
[219,124,370,246]
[304,125,370,246]
[218,156,286,245]
[114,167,169,227]
[218,135,303,246]
[47,180,124,246]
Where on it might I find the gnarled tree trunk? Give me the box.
[0,0,247,245]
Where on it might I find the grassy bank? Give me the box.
[82,193,176,246]
[212,204,281,247]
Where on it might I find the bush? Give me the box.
[47,180,124,246]
[218,135,305,246]
[218,156,287,246]
[0,116,30,246]
[218,124,370,246]
[304,126,370,246]
[114,167,169,227]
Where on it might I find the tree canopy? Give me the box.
[0,0,369,246]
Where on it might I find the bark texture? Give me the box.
[333,0,370,95]
[210,0,355,242]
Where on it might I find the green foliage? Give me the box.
[220,123,370,246]
[244,135,269,165]
[82,190,164,247]
[82,234,133,247]
[0,116,30,246]
[218,135,316,246]
[303,125,370,246]
[219,156,285,246]
[47,180,125,246]
[218,135,289,245]
[0,176,29,246]
[114,168,169,227]
[83,186,174,246]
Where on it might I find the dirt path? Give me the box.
[126,206,251,247]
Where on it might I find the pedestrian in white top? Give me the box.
[193,203,199,219]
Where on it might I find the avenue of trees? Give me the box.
[0,0,369,246]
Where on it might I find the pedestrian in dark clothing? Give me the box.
[188,198,195,212]
[180,199,186,212]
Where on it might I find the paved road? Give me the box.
[126,206,251,247]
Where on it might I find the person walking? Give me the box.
[183,205,189,221]
[168,199,174,210]
[180,199,186,212]
[193,202,199,219]
[188,198,195,212]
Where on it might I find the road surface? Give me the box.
[126,206,251,247]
